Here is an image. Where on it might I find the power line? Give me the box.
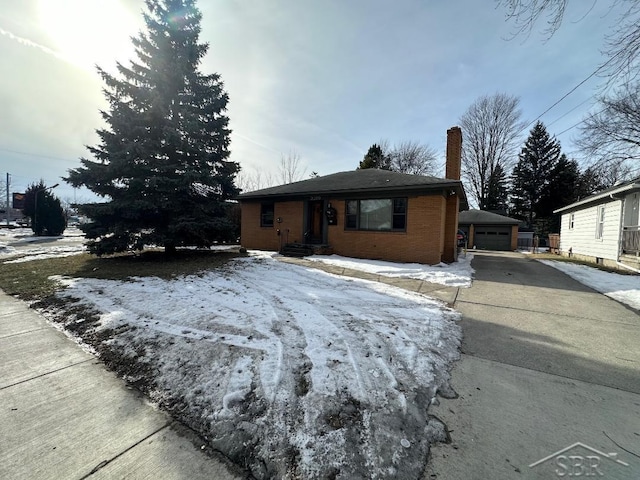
[546,97,594,128]
[0,147,75,163]
[523,49,623,131]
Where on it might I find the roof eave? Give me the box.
[554,182,640,214]
[237,181,465,201]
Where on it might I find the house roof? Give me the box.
[458,209,520,225]
[554,176,640,214]
[237,169,468,208]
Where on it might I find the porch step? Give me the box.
[280,243,315,258]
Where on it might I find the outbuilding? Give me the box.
[458,209,520,251]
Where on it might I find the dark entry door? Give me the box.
[306,200,324,244]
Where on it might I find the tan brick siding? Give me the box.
[510,225,519,250]
[326,196,447,264]
[240,201,304,251]
[442,196,460,263]
[241,195,455,264]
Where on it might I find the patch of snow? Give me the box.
[538,260,640,311]
[0,226,86,261]
[52,255,462,479]
[306,253,475,287]
[4,245,86,263]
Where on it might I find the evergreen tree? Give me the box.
[576,166,606,199]
[358,144,390,170]
[65,0,239,256]
[22,181,66,236]
[539,155,579,215]
[484,164,509,212]
[510,122,561,228]
[539,155,580,232]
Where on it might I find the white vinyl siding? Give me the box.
[559,200,622,261]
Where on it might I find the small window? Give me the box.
[596,206,605,240]
[261,203,274,227]
[569,213,575,230]
[392,198,407,230]
[345,200,358,229]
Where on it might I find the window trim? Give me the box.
[569,213,575,230]
[344,198,407,232]
[260,202,274,228]
[595,205,605,240]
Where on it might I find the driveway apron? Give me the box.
[424,251,640,479]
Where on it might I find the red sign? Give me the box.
[12,193,25,209]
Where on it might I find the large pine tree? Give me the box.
[65,0,239,255]
[510,122,561,228]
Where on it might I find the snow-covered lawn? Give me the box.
[0,226,86,261]
[51,253,462,479]
[306,253,475,288]
[538,260,640,311]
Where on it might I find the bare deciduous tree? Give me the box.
[498,0,640,84]
[459,93,525,210]
[236,168,276,193]
[388,141,438,176]
[576,81,640,182]
[279,151,307,184]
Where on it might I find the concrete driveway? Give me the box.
[424,251,640,479]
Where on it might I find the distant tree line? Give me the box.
[457,90,637,237]
[357,140,437,176]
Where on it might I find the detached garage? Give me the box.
[458,210,520,251]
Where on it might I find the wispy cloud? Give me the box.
[0,27,69,64]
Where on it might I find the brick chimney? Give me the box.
[446,126,462,180]
[442,126,462,264]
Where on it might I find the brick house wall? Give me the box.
[326,196,448,264]
[241,195,450,264]
[240,201,305,251]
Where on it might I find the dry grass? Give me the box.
[0,249,245,301]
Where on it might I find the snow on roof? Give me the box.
[458,209,520,225]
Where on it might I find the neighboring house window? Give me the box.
[261,203,274,227]
[596,206,605,240]
[344,198,407,231]
[569,213,575,230]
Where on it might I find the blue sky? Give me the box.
[0,0,626,204]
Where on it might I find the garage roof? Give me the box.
[459,209,520,225]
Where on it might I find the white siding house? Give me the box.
[554,177,640,271]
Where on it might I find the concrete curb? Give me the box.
[0,291,245,480]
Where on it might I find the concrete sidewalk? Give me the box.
[277,256,460,306]
[0,291,245,480]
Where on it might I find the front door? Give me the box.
[306,200,324,244]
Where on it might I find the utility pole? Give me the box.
[5,173,9,226]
